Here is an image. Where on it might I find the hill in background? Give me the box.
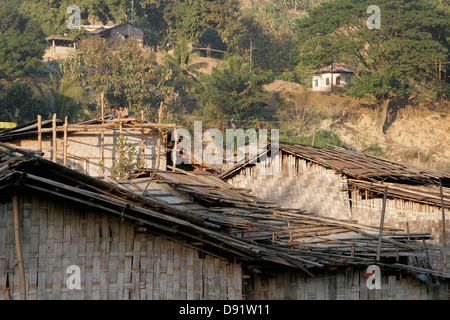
[264,80,450,173]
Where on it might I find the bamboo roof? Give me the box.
[221,143,450,184]
[220,143,450,207]
[0,142,447,278]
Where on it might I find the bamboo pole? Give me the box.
[52,113,57,162]
[37,115,42,152]
[12,196,26,300]
[141,103,163,195]
[39,123,177,133]
[140,110,145,160]
[101,92,105,122]
[439,178,448,273]
[100,93,105,171]
[376,186,388,261]
[63,116,68,166]
[155,102,163,170]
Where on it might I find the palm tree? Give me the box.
[217,54,250,75]
[36,73,87,123]
[163,37,208,90]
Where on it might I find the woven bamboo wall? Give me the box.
[350,190,450,245]
[6,130,166,177]
[226,154,352,220]
[0,196,242,300]
[349,191,450,272]
[245,267,448,300]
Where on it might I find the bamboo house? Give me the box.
[0,116,176,177]
[220,143,450,274]
[0,143,448,300]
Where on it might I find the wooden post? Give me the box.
[140,110,145,160]
[63,116,68,166]
[155,102,163,170]
[100,93,105,170]
[311,127,316,147]
[376,186,388,261]
[141,103,163,195]
[52,113,57,162]
[12,196,26,300]
[37,115,42,153]
[439,178,447,273]
[100,92,104,122]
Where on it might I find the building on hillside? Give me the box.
[311,63,367,92]
[96,23,144,46]
[220,143,450,272]
[41,23,145,62]
[43,35,76,61]
[0,144,448,300]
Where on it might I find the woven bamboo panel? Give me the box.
[0,196,242,300]
[227,154,352,219]
[350,190,449,245]
[245,267,448,300]
[6,131,167,177]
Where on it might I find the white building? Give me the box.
[311,63,362,92]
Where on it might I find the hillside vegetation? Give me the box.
[0,0,448,172]
[264,80,450,172]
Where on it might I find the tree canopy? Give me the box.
[194,54,274,129]
[61,37,173,119]
[294,0,450,133]
[0,1,46,83]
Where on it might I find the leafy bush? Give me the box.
[111,135,145,179]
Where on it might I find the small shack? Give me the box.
[0,144,448,300]
[311,63,365,92]
[43,35,76,61]
[220,143,450,273]
[0,117,175,178]
[96,23,144,46]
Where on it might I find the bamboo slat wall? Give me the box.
[349,190,450,245]
[226,154,352,220]
[349,190,450,272]
[225,153,449,273]
[245,267,448,300]
[0,196,242,300]
[7,130,166,177]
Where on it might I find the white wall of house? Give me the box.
[43,45,75,61]
[311,72,354,91]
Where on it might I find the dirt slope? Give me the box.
[264,80,450,172]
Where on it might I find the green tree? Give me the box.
[61,37,173,120]
[295,0,450,133]
[162,0,240,42]
[0,2,46,83]
[111,135,145,178]
[0,32,45,82]
[36,73,88,123]
[0,82,45,124]
[164,38,207,91]
[227,3,298,72]
[194,54,274,129]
